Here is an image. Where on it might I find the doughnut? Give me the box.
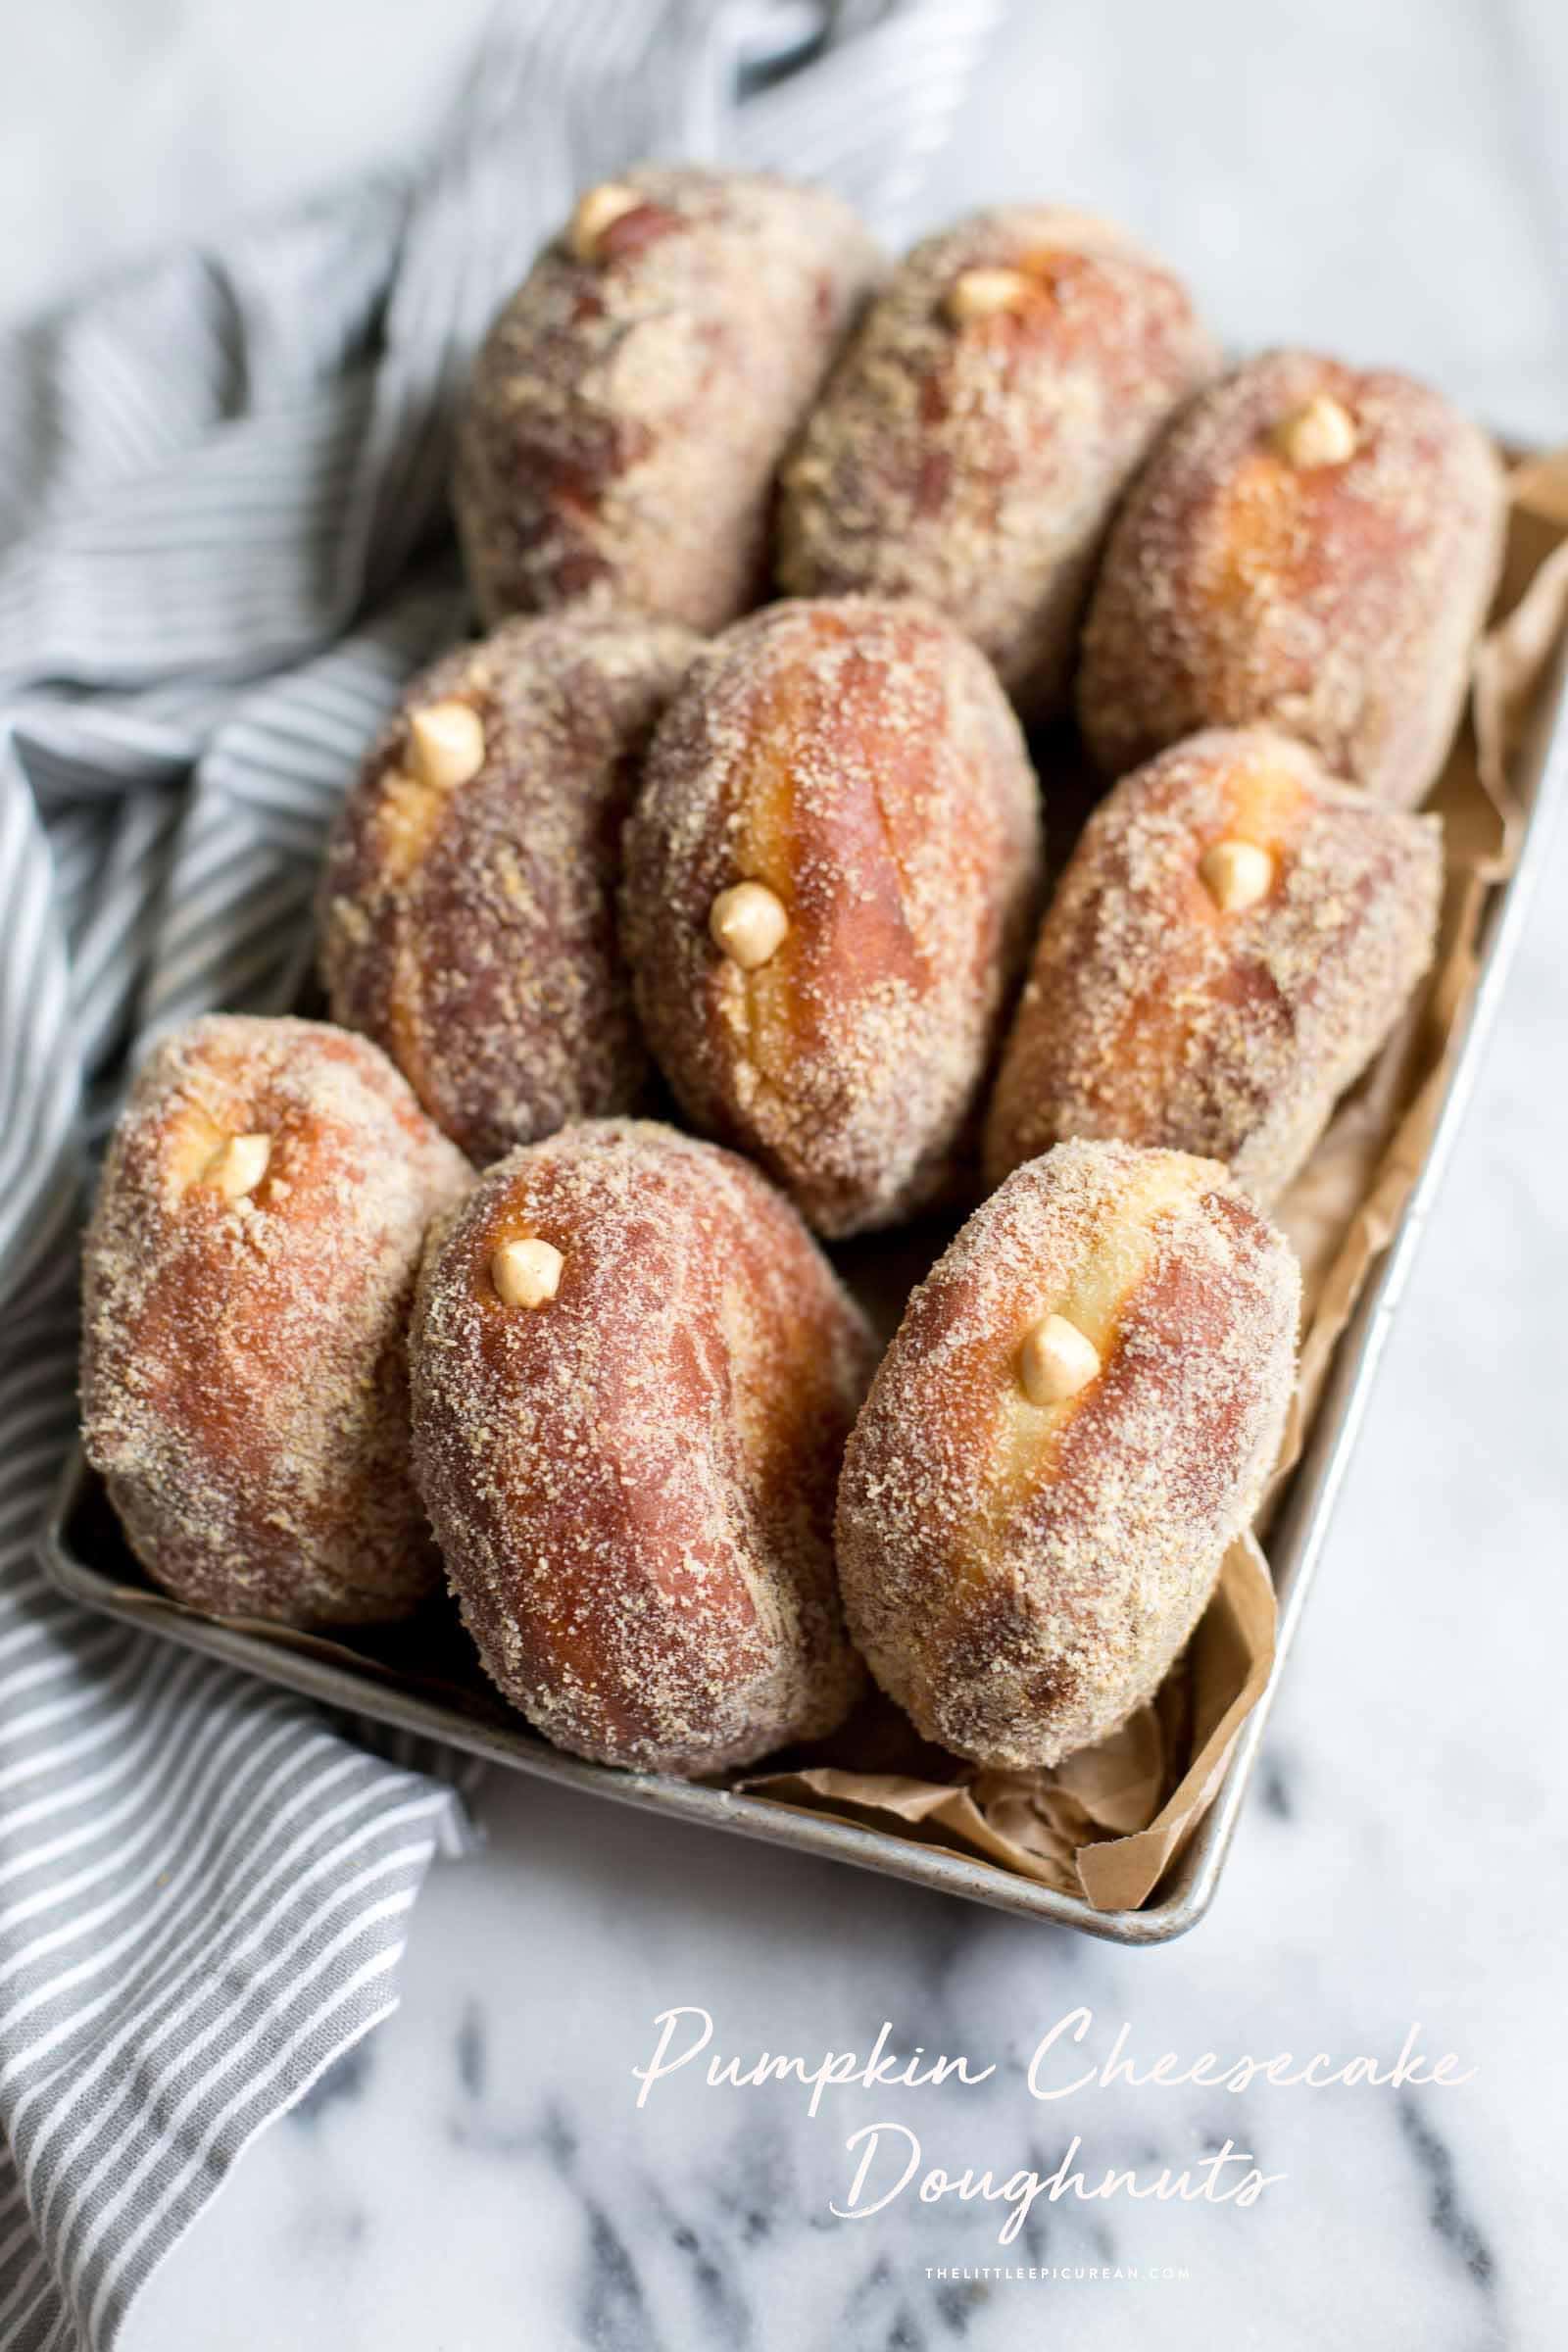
[984,728,1445,1203]
[776,207,1217,719]
[620,598,1044,1238]
[318,612,698,1164]
[454,166,881,633]
[835,1139,1299,1770]
[1077,349,1507,805]
[410,1120,875,1775]
[80,1015,470,1627]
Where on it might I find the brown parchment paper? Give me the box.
[742,450,1568,1913]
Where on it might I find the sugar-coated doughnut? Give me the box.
[455,166,881,632]
[835,1139,1299,1769]
[410,1120,875,1775]
[80,1015,470,1627]
[1077,350,1506,806]
[984,728,1444,1202]
[318,612,698,1164]
[620,598,1044,1238]
[777,207,1217,718]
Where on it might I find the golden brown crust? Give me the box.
[835,1139,1299,1769]
[620,598,1045,1238]
[776,207,1217,718]
[410,1120,875,1776]
[80,1015,471,1628]
[318,612,699,1165]
[1077,349,1506,805]
[454,165,882,632]
[984,728,1445,1202]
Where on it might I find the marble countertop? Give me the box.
[9,4,1563,2347]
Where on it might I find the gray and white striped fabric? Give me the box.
[0,3,997,2343]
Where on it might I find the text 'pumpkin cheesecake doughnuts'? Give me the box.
[410,1120,876,1776]
[984,728,1445,1203]
[776,206,1217,719]
[620,597,1044,1239]
[318,612,698,1165]
[80,1015,471,1628]
[455,165,882,634]
[835,1139,1299,1771]
[1077,349,1507,806]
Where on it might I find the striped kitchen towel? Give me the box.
[0,2,999,2343]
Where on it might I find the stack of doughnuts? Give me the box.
[80,165,1503,1791]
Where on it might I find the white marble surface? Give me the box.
[9,4,1567,2347]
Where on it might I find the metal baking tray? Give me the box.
[43,641,1567,1944]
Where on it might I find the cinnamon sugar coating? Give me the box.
[984,729,1444,1203]
[411,1121,875,1776]
[318,612,698,1164]
[621,598,1044,1239]
[776,207,1217,719]
[1077,350,1506,806]
[454,165,881,633]
[80,1016,471,1627]
[835,1139,1299,1770]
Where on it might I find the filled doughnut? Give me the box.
[318,612,698,1164]
[835,1138,1299,1769]
[410,1119,875,1775]
[777,206,1216,718]
[80,1014,470,1627]
[1077,349,1506,805]
[620,597,1044,1238]
[455,165,881,632]
[984,728,1445,1202]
